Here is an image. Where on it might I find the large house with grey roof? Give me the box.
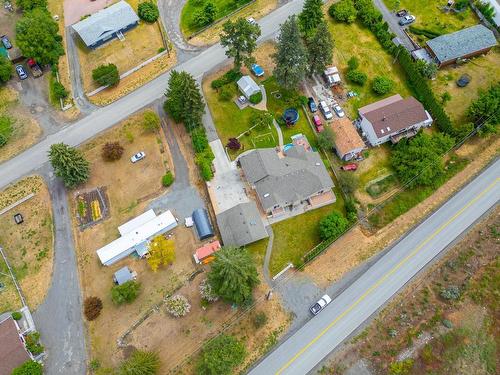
[239,147,335,218]
[426,24,497,67]
[358,94,433,146]
[72,1,139,49]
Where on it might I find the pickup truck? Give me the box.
[27,58,43,78]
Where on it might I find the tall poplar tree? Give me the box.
[273,16,308,89]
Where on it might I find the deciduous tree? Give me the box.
[137,1,159,23]
[306,22,333,76]
[207,247,259,305]
[226,137,241,150]
[84,296,103,321]
[220,18,261,71]
[250,110,273,130]
[299,0,324,34]
[273,16,308,89]
[11,360,43,375]
[0,55,12,83]
[111,280,141,304]
[467,82,499,135]
[196,334,246,375]
[316,126,335,151]
[329,0,358,23]
[48,143,90,188]
[147,235,175,272]
[319,211,349,240]
[372,75,394,95]
[101,141,124,161]
[16,8,64,65]
[16,0,47,11]
[92,64,120,87]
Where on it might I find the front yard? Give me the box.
[327,19,411,117]
[0,176,54,312]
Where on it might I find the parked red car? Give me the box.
[341,163,358,171]
[313,115,324,132]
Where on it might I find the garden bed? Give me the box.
[75,187,110,229]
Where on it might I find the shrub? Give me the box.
[162,171,174,187]
[408,26,442,39]
[119,350,160,375]
[252,311,268,329]
[143,110,161,132]
[111,280,141,305]
[138,1,159,23]
[347,56,359,70]
[11,311,22,320]
[319,211,349,241]
[199,278,219,302]
[165,294,191,317]
[440,285,461,300]
[329,0,357,23]
[191,127,209,153]
[346,69,367,85]
[372,76,393,95]
[92,64,120,87]
[388,358,414,375]
[101,141,124,161]
[25,331,44,355]
[441,91,451,104]
[11,360,43,375]
[193,2,217,27]
[84,296,103,321]
[196,334,246,375]
[0,115,13,147]
[52,81,68,100]
[0,55,12,83]
[249,91,263,104]
[226,137,241,150]
[219,86,232,101]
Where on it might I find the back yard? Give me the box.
[327,19,411,117]
[0,176,53,312]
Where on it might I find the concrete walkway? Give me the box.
[273,119,284,148]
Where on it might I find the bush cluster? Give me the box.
[211,69,242,89]
[138,1,159,23]
[165,294,191,317]
[346,69,367,85]
[249,91,262,104]
[328,0,357,23]
[162,171,174,187]
[372,75,393,95]
[92,64,120,87]
[252,311,268,329]
[193,2,217,28]
[111,280,141,305]
[199,278,219,302]
[84,296,103,321]
[25,331,44,355]
[52,80,68,100]
[408,26,442,39]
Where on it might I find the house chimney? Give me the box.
[382,116,386,121]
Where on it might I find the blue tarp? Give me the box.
[251,64,264,77]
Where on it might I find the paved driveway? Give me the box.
[33,169,87,375]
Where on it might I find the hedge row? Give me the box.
[211,69,243,89]
[352,0,455,136]
[191,127,215,181]
[408,25,442,39]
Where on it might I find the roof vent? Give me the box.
[387,127,391,131]
[381,129,385,134]
[264,193,270,198]
[382,116,386,121]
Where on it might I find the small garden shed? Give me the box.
[192,208,214,240]
[237,75,260,99]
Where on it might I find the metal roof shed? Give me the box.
[113,266,134,285]
[192,208,214,240]
[237,75,261,99]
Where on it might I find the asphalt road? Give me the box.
[0,0,305,191]
[249,159,500,375]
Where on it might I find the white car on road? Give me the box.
[130,151,146,163]
[310,294,332,315]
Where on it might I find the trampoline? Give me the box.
[282,108,299,126]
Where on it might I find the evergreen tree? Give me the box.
[306,22,333,76]
[16,8,64,65]
[299,0,324,35]
[220,18,261,71]
[48,143,90,188]
[207,247,259,305]
[273,16,308,89]
[164,70,205,131]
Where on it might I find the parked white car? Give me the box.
[310,294,332,315]
[319,101,333,120]
[247,17,257,26]
[130,151,146,163]
[333,105,345,118]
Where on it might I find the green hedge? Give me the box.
[162,171,174,187]
[408,26,442,39]
[211,69,243,89]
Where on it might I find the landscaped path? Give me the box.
[33,169,87,375]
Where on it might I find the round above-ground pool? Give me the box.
[283,108,299,125]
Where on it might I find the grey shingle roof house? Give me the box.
[72,1,139,49]
[216,202,268,247]
[426,25,497,67]
[239,147,334,215]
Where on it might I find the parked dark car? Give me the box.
[1,35,12,49]
[15,64,28,80]
[396,9,408,17]
[308,97,317,112]
[399,15,416,26]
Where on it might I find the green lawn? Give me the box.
[262,77,318,148]
[384,0,478,42]
[204,80,279,159]
[356,145,393,190]
[180,0,252,35]
[245,237,270,268]
[269,185,346,276]
[327,19,411,118]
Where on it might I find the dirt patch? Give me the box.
[188,0,278,46]
[321,206,499,374]
[0,176,54,312]
[305,135,500,287]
